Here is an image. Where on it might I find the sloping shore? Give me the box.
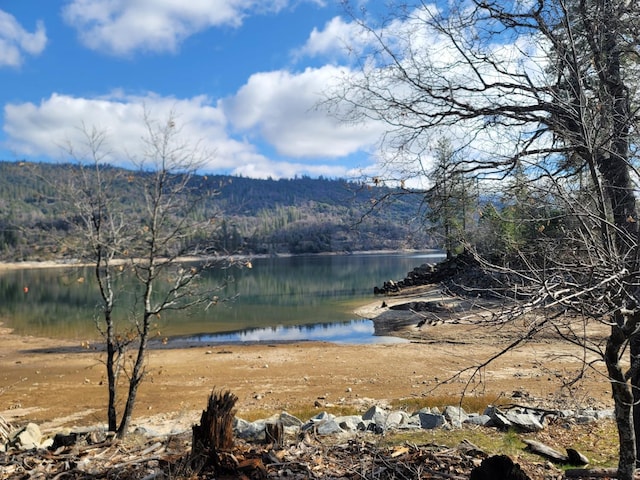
[1,281,613,439]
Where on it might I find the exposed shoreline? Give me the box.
[0,249,443,272]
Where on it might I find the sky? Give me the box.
[0,0,387,179]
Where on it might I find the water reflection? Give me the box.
[170,319,408,345]
[0,251,445,343]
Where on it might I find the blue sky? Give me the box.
[0,1,386,179]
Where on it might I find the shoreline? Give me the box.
[0,284,614,438]
[0,249,444,272]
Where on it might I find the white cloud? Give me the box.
[0,10,47,67]
[62,0,320,56]
[2,86,376,179]
[224,65,384,158]
[3,92,266,172]
[295,16,369,60]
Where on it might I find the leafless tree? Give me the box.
[329,0,640,477]
[57,113,233,438]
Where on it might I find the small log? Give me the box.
[564,467,620,478]
[522,439,568,463]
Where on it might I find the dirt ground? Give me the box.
[0,283,614,437]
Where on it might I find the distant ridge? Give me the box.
[0,161,433,260]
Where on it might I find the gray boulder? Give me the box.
[385,411,410,429]
[443,406,469,427]
[417,412,446,429]
[335,415,365,432]
[362,405,387,428]
[465,414,492,426]
[484,406,544,432]
[316,419,344,435]
[234,418,266,441]
[278,411,303,427]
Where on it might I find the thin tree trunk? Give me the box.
[116,313,151,438]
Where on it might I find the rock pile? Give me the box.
[1,403,613,478]
[233,403,613,444]
[1,403,612,454]
[374,252,483,295]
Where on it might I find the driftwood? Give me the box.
[522,439,589,466]
[0,415,11,444]
[564,467,640,478]
[0,434,506,479]
[522,438,568,462]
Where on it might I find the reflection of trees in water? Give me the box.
[0,253,443,339]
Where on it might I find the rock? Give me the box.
[385,411,409,429]
[417,412,446,429]
[9,423,42,450]
[504,411,544,432]
[566,447,589,466]
[444,405,468,427]
[278,411,303,427]
[316,419,343,435]
[234,418,266,441]
[465,414,491,426]
[362,405,387,428]
[335,415,365,432]
[470,454,531,480]
[483,406,512,429]
[484,406,543,432]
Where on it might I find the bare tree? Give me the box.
[329,1,640,477]
[58,113,232,438]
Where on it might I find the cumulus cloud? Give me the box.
[2,85,376,179]
[62,0,322,56]
[294,16,371,60]
[0,10,47,67]
[3,92,264,172]
[223,65,384,159]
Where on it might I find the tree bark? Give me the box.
[191,390,238,469]
[606,323,636,480]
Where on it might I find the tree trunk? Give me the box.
[606,324,637,480]
[116,313,151,438]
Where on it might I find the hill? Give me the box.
[0,161,433,260]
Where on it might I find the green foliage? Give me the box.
[0,161,432,260]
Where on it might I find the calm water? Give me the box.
[0,251,444,344]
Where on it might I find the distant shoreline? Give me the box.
[0,249,444,272]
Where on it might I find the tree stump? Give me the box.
[191,389,238,470]
[265,420,284,448]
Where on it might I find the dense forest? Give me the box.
[0,161,433,261]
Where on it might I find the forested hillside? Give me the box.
[0,161,432,260]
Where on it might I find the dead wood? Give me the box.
[0,434,527,479]
[522,438,568,463]
[190,388,238,471]
[564,467,640,478]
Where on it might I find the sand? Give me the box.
[0,279,615,438]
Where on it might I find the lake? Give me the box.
[0,251,445,344]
